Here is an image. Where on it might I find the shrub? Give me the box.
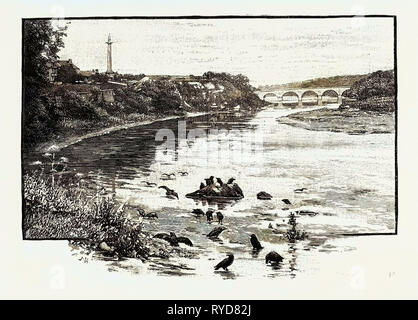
[286,213,308,243]
[22,171,151,259]
[139,80,183,115]
[344,70,395,100]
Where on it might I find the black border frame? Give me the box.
[21,15,398,240]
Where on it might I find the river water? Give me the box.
[24,105,396,279]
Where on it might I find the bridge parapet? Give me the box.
[256,86,351,107]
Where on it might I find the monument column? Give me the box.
[106,34,113,73]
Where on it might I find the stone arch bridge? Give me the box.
[256,87,351,107]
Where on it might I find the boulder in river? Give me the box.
[257,191,273,200]
[186,177,244,200]
[294,210,318,217]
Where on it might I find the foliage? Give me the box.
[344,70,395,100]
[286,213,308,243]
[113,73,146,81]
[175,82,207,112]
[139,80,183,115]
[342,70,395,112]
[22,91,59,147]
[113,86,151,115]
[23,20,67,87]
[51,86,102,120]
[23,170,102,239]
[22,20,67,148]
[182,71,265,112]
[90,73,109,83]
[23,171,152,259]
[203,71,255,91]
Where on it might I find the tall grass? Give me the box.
[23,171,153,260]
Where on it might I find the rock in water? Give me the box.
[257,191,273,200]
[186,177,244,200]
[282,199,292,205]
[265,251,284,265]
[295,210,318,217]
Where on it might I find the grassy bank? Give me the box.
[342,70,395,112]
[35,112,205,153]
[23,171,189,260]
[23,73,264,151]
[277,70,395,135]
[277,107,395,135]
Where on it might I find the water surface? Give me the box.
[24,105,396,278]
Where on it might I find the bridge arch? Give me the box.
[301,90,319,106]
[340,89,354,104]
[341,89,351,97]
[321,89,339,104]
[262,92,280,101]
[282,91,299,106]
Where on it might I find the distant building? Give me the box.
[47,60,102,83]
[47,59,81,83]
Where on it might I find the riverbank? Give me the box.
[23,171,194,261]
[35,111,207,153]
[277,107,395,135]
[23,70,264,150]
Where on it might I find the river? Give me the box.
[23,104,396,279]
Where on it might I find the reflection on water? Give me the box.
[24,105,395,278]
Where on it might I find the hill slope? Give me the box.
[341,70,395,112]
[23,72,263,149]
[258,73,370,91]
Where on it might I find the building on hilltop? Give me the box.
[47,59,101,84]
[47,59,80,83]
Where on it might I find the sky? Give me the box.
[57,17,395,86]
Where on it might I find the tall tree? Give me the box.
[22,20,67,148]
[23,20,67,87]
